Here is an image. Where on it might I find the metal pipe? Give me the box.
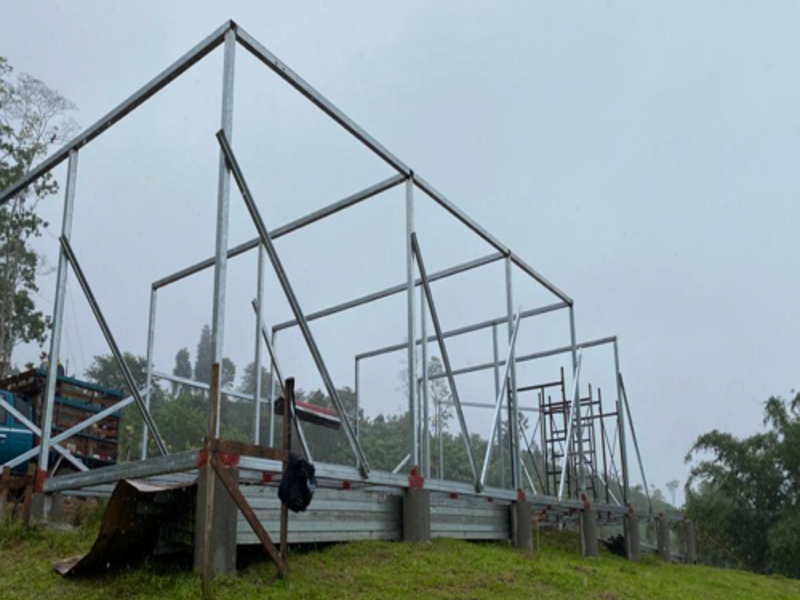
[619,373,653,515]
[354,359,360,442]
[151,174,406,290]
[411,233,480,488]
[406,177,418,468]
[59,236,168,455]
[492,324,504,489]
[0,395,87,472]
[427,335,618,381]
[38,149,78,479]
[505,257,522,490]
[1,394,137,470]
[267,330,277,447]
[522,461,537,495]
[0,21,231,206]
[479,312,521,490]
[438,399,538,413]
[520,414,546,493]
[420,287,431,478]
[614,339,630,506]
[392,453,411,474]
[249,305,313,462]
[210,28,236,437]
[151,370,250,400]
[412,175,573,307]
[569,306,585,496]
[356,301,567,362]
[218,131,367,472]
[275,253,506,333]
[253,245,265,444]
[557,350,583,502]
[141,287,158,460]
[235,26,411,177]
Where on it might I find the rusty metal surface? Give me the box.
[53,478,195,576]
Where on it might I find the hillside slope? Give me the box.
[1,520,798,600]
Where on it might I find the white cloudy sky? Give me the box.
[2,1,799,503]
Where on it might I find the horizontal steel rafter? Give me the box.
[60,236,169,456]
[0,395,88,472]
[217,130,369,475]
[0,21,233,206]
[427,335,618,381]
[356,301,567,362]
[0,392,138,471]
[274,252,506,333]
[152,173,407,290]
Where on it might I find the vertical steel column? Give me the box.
[504,257,521,490]
[141,287,157,459]
[438,386,444,480]
[420,288,431,478]
[492,324,504,489]
[613,339,630,506]
[569,305,585,496]
[405,176,418,468]
[210,28,236,437]
[253,245,265,444]
[267,331,278,447]
[38,149,79,483]
[354,359,360,441]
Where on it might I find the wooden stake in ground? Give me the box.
[201,362,220,597]
[0,466,10,517]
[22,463,35,526]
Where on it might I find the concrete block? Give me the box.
[624,513,641,561]
[402,488,431,542]
[194,465,238,575]
[31,492,63,523]
[682,520,697,564]
[656,515,671,561]
[580,509,599,557]
[510,501,532,549]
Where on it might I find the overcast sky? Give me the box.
[2,1,799,503]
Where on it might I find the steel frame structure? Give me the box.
[0,20,667,527]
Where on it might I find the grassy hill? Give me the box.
[1,518,798,600]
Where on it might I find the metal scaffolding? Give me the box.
[0,19,662,529]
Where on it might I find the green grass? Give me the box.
[1,520,798,600]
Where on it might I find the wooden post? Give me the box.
[22,463,36,526]
[202,363,221,596]
[280,378,294,560]
[0,466,10,517]
[211,454,289,577]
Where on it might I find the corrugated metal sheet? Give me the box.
[431,494,510,540]
[237,486,402,544]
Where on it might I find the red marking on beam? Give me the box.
[35,468,47,494]
[408,466,424,489]
[261,473,273,483]
[342,480,352,490]
[517,488,526,502]
[449,492,458,500]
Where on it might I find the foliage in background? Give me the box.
[0,56,78,378]
[685,391,800,578]
[82,325,673,516]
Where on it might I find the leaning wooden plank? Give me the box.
[21,463,36,526]
[211,454,289,578]
[0,467,10,515]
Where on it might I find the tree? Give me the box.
[666,479,680,507]
[193,324,236,387]
[685,390,800,577]
[0,57,78,378]
[239,360,272,398]
[171,347,192,394]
